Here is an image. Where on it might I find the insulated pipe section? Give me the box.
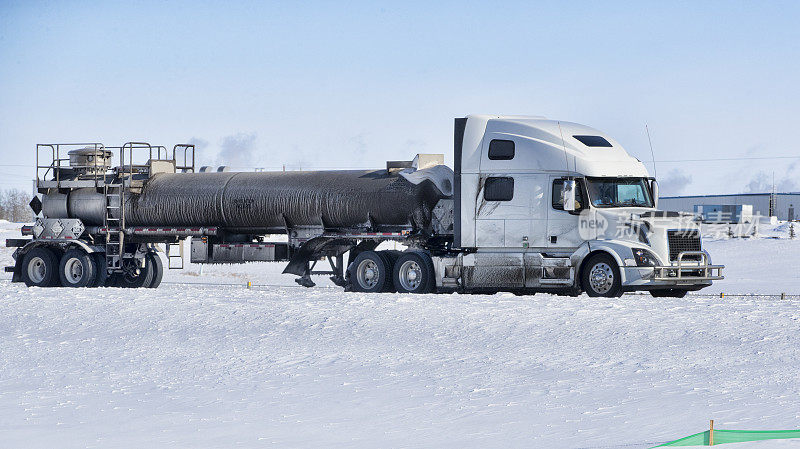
[124,170,450,232]
[37,167,453,233]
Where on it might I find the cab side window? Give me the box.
[484,177,514,201]
[488,139,515,160]
[552,179,584,210]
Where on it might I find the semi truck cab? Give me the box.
[448,115,723,297]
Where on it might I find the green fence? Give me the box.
[655,428,800,446]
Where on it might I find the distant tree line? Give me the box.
[0,188,31,222]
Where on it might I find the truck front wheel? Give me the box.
[581,253,622,298]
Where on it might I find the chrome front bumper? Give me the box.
[652,251,724,282]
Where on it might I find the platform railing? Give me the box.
[35,143,106,190]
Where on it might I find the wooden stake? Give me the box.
[710,419,714,446]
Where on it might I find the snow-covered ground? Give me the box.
[2,219,800,448]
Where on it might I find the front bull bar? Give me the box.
[653,251,724,282]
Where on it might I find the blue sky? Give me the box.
[1,0,799,195]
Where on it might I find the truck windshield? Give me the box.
[585,177,653,208]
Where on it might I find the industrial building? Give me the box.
[659,193,800,221]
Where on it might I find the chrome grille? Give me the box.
[667,230,701,261]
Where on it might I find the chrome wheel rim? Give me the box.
[589,262,614,294]
[27,256,46,284]
[356,259,380,290]
[63,258,84,284]
[398,260,422,291]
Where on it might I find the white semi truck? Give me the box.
[6,115,722,297]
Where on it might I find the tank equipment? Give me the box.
[68,147,113,177]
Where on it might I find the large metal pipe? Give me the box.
[120,169,450,232]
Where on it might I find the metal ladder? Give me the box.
[104,182,125,269]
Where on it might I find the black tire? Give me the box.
[115,257,155,288]
[377,250,402,292]
[581,253,622,298]
[147,252,164,288]
[92,253,108,287]
[392,251,436,294]
[650,289,688,298]
[382,250,403,264]
[58,248,97,288]
[20,247,60,287]
[348,251,393,293]
[106,273,122,287]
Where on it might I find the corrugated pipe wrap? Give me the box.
[123,168,452,232]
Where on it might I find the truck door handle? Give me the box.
[550,236,557,244]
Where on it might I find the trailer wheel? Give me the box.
[21,247,60,287]
[349,251,392,293]
[115,257,155,288]
[59,249,97,288]
[92,253,108,287]
[393,251,435,294]
[650,289,688,298]
[581,253,622,298]
[147,252,164,288]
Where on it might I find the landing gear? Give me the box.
[295,273,316,288]
[293,255,347,288]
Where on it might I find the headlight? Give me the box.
[632,248,659,267]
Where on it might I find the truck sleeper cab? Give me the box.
[441,114,723,297]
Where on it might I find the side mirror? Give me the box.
[563,179,577,211]
[651,179,659,209]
